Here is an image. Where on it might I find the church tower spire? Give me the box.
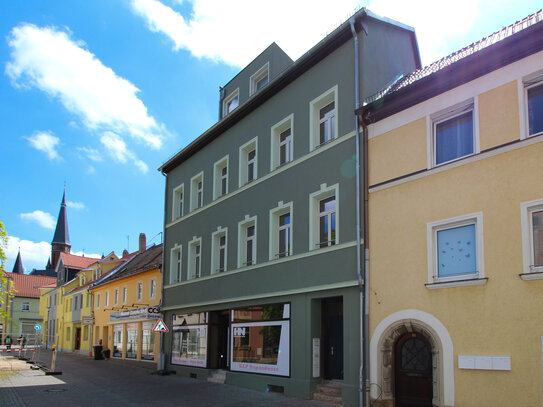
[51,190,71,267]
[11,250,24,274]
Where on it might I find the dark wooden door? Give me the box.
[75,328,81,350]
[323,297,343,380]
[395,332,433,407]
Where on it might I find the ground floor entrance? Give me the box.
[75,327,81,350]
[322,296,344,380]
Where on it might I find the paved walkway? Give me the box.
[0,350,335,407]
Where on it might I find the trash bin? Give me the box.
[102,349,110,359]
[93,345,103,360]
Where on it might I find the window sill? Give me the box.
[519,271,543,281]
[425,277,488,290]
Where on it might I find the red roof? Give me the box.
[9,273,57,298]
[60,252,100,269]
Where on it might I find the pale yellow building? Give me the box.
[359,11,543,407]
[92,238,162,363]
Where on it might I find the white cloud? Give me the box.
[6,23,166,151]
[19,210,56,230]
[71,251,101,259]
[26,131,60,160]
[367,0,480,65]
[67,201,85,210]
[131,0,360,67]
[100,131,149,173]
[5,236,51,273]
[77,146,103,162]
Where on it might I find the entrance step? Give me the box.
[207,369,227,384]
[313,380,343,406]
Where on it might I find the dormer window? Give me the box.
[250,63,269,95]
[223,89,239,116]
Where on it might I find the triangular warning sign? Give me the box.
[152,319,169,333]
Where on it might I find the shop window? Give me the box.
[231,303,290,376]
[171,312,208,367]
[141,322,155,361]
[126,323,138,359]
[113,325,123,358]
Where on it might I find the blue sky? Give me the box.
[1,0,541,273]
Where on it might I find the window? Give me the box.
[172,183,184,220]
[74,295,78,310]
[96,293,101,309]
[309,184,339,250]
[22,301,30,312]
[310,86,338,150]
[188,237,202,280]
[170,245,183,284]
[105,291,109,307]
[270,115,294,170]
[190,172,204,211]
[137,282,143,301]
[213,156,229,199]
[269,201,293,260]
[223,89,239,116]
[238,216,257,267]
[250,63,269,95]
[431,101,477,166]
[150,278,156,299]
[114,288,119,305]
[122,286,127,304]
[211,227,228,274]
[521,199,543,278]
[427,212,484,285]
[526,79,543,137]
[239,137,258,186]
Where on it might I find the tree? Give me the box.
[0,220,15,323]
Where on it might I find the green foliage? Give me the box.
[0,220,15,323]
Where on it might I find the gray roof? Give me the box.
[364,9,543,105]
[52,191,70,245]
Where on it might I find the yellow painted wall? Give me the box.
[478,81,520,150]
[369,118,427,185]
[370,139,543,406]
[91,267,161,362]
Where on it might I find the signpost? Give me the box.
[34,324,42,331]
[152,319,169,333]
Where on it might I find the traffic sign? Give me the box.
[34,324,42,330]
[152,319,169,333]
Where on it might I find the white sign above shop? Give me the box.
[110,306,161,321]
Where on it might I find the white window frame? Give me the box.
[213,155,229,199]
[309,184,339,250]
[211,227,228,274]
[22,301,30,312]
[523,74,543,139]
[105,290,109,307]
[250,62,269,95]
[122,286,127,304]
[190,172,204,211]
[238,215,257,268]
[188,237,202,280]
[172,183,184,221]
[239,137,258,187]
[521,198,543,278]
[309,86,338,151]
[223,88,239,116]
[427,212,484,284]
[137,281,143,301]
[269,201,293,260]
[96,293,101,309]
[270,114,294,171]
[170,244,183,284]
[149,278,156,299]
[114,288,119,306]
[428,99,480,168]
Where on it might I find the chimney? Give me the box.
[122,249,129,258]
[139,233,146,253]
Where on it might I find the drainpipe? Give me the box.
[158,171,167,372]
[361,112,370,407]
[349,16,364,407]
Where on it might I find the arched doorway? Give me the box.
[394,332,433,407]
